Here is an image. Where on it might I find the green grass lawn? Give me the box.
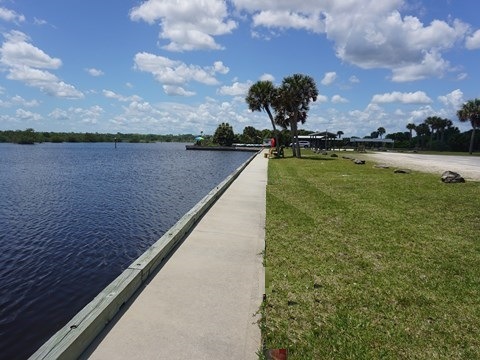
[263,149,480,359]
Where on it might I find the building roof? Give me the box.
[349,138,394,143]
[306,131,338,138]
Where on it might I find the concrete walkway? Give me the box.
[83,151,267,360]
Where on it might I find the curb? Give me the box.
[29,151,261,360]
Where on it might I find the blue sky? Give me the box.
[0,0,479,137]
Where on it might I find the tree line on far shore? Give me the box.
[0,126,304,148]
[0,129,196,145]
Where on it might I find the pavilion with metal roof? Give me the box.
[349,138,395,151]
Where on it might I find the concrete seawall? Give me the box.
[30,150,265,360]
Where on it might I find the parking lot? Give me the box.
[364,152,480,181]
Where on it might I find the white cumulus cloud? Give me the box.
[349,75,360,84]
[67,105,104,124]
[218,81,251,96]
[130,0,237,51]
[49,108,69,121]
[233,0,470,82]
[1,31,61,69]
[103,89,142,102]
[163,85,196,96]
[0,7,25,23]
[465,29,480,50]
[11,95,40,107]
[86,68,104,77]
[321,71,337,86]
[134,52,228,96]
[0,31,83,99]
[371,91,432,104]
[213,61,229,74]
[331,94,348,103]
[16,108,42,121]
[438,89,464,109]
[259,73,275,82]
[252,10,324,33]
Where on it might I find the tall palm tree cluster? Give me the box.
[457,98,480,154]
[369,127,386,139]
[405,99,480,154]
[245,74,318,158]
[406,117,455,149]
[407,116,454,149]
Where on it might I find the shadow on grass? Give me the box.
[270,155,338,161]
[297,156,338,161]
[272,154,348,161]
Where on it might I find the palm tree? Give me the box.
[272,74,318,158]
[437,118,452,143]
[377,127,386,139]
[415,123,430,149]
[336,131,344,150]
[457,99,480,154]
[245,81,279,152]
[406,123,416,141]
[424,116,442,148]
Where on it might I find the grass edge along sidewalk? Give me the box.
[262,150,480,359]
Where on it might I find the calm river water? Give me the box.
[0,142,253,360]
